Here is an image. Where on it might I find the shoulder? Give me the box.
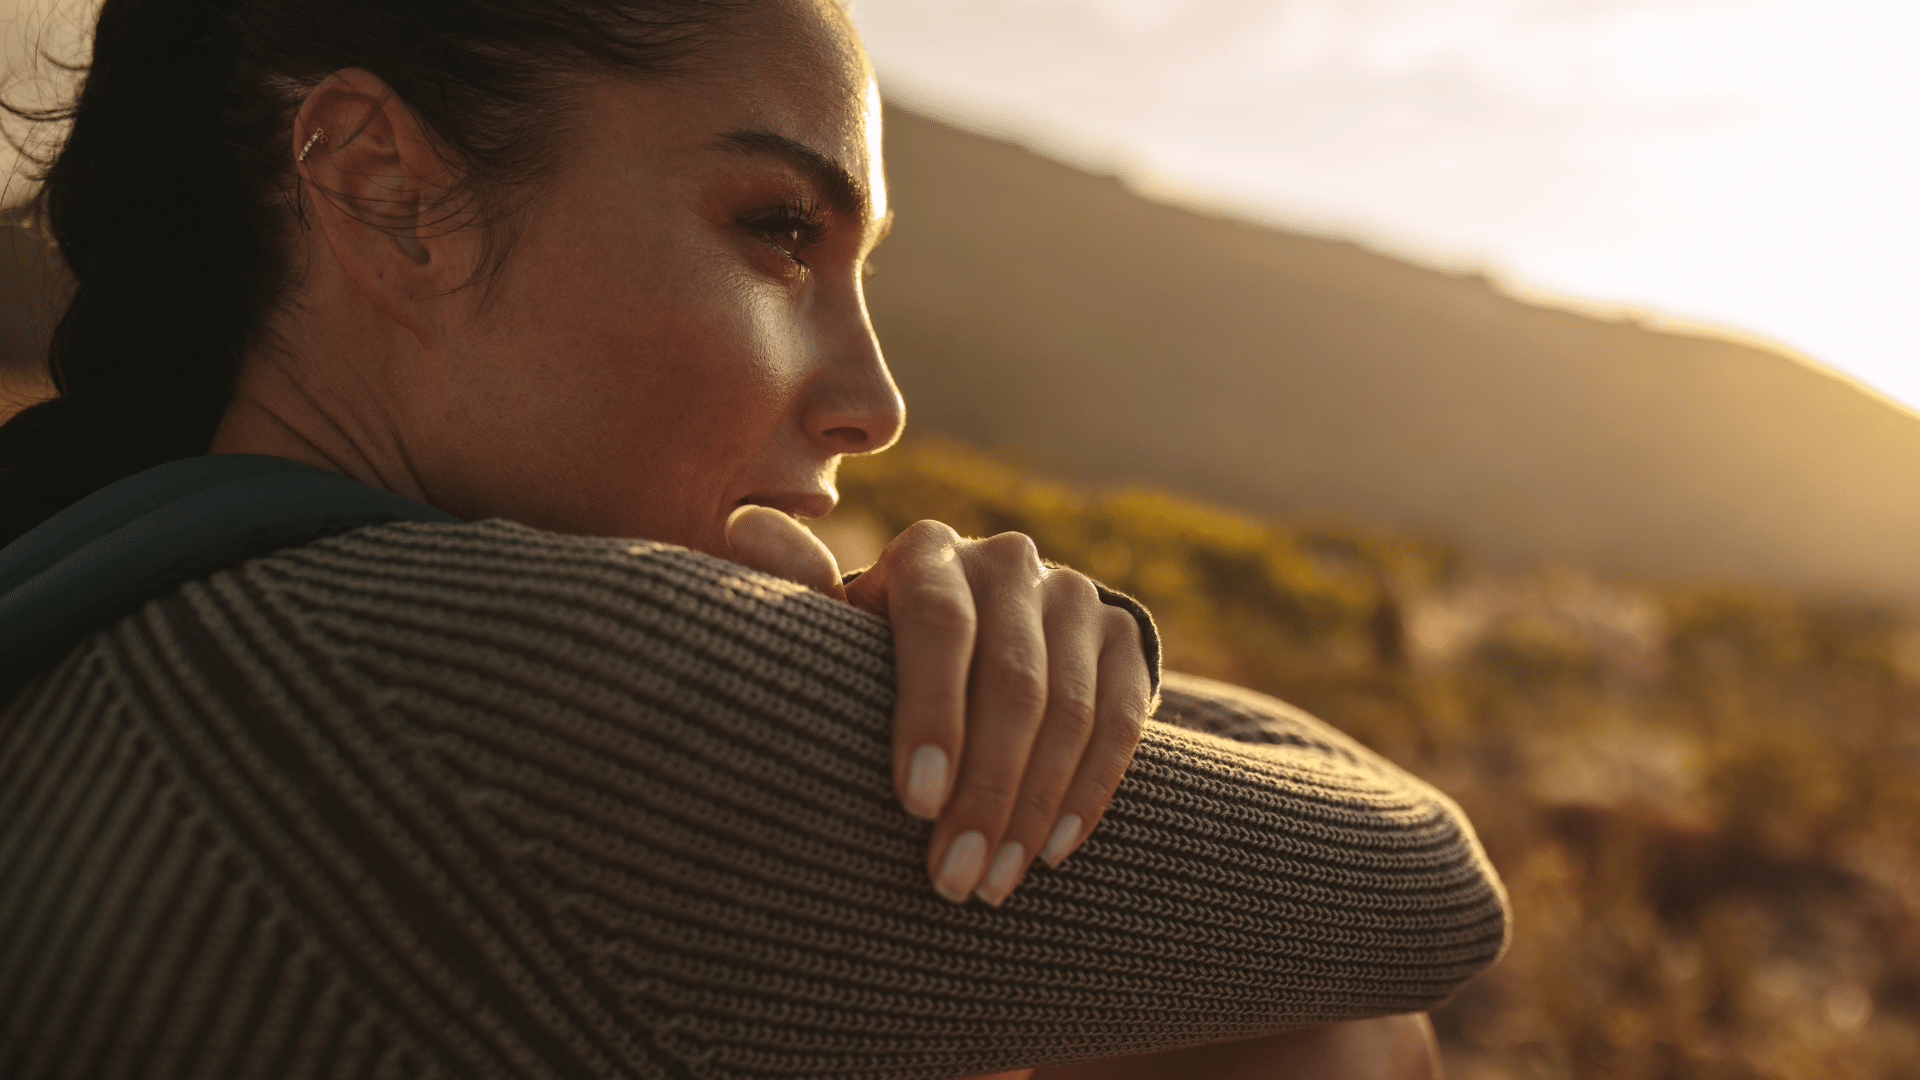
[103,518,897,727]
[1153,670,1382,765]
[218,516,891,648]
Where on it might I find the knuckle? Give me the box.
[980,531,1043,569]
[1097,689,1149,742]
[957,772,1023,809]
[991,667,1049,718]
[1046,567,1101,606]
[904,589,976,637]
[1009,789,1060,829]
[1044,688,1099,733]
[1111,702,1149,742]
[1103,604,1143,642]
[901,519,961,548]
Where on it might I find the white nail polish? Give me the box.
[974,841,1027,907]
[905,745,948,819]
[1040,814,1083,868]
[935,831,988,903]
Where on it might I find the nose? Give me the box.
[804,318,906,456]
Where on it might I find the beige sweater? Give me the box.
[0,519,1508,1079]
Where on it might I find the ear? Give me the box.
[292,68,483,342]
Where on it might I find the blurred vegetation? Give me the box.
[829,436,1920,1080]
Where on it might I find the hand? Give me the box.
[725,508,1154,905]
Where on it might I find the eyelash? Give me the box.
[743,198,828,268]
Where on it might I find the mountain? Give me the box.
[8,105,1920,605]
[866,103,1920,605]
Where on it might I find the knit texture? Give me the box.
[0,520,1509,1079]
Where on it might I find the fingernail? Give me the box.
[1040,814,1082,868]
[935,831,988,903]
[974,841,1027,907]
[905,745,948,819]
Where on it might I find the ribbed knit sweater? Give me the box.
[0,519,1509,1080]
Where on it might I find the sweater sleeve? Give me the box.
[0,519,1508,1080]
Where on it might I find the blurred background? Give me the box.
[5,0,1920,1075]
[856,0,1920,409]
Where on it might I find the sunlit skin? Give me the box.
[216,23,897,547]
[207,0,1434,1074]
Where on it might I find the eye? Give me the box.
[767,223,809,259]
[741,199,828,269]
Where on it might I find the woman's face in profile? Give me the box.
[423,0,902,556]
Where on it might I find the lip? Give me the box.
[734,489,837,521]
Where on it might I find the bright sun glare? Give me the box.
[3,0,1916,408]
[850,0,1920,410]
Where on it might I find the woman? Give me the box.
[0,0,1508,1076]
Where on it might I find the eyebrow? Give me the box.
[714,129,866,217]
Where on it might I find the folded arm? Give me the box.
[0,519,1507,1080]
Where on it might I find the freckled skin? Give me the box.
[432,23,901,552]
[216,0,900,556]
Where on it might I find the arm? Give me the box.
[1012,675,1480,1080]
[0,519,1507,1080]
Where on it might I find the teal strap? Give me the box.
[0,454,458,700]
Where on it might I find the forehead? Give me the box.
[700,0,873,155]
[563,1,885,221]
[609,0,883,215]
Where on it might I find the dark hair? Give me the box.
[0,0,744,547]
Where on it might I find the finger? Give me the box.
[724,504,846,599]
[871,520,976,824]
[927,532,1050,903]
[1036,604,1151,870]
[971,570,1104,906]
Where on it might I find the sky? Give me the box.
[1,0,1916,409]
[849,0,1920,412]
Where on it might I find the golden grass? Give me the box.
[830,436,1920,1080]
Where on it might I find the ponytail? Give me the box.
[0,0,261,545]
[0,0,741,548]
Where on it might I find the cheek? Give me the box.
[627,278,798,425]
[442,202,822,541]
[533,261,809,470]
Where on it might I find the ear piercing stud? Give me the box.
[298,128,327,163]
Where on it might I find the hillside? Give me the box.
[11,105,1920,608]
[867,104,1920,606]
[826,435,1920,1079]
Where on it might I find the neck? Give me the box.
[208,285,438,507]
